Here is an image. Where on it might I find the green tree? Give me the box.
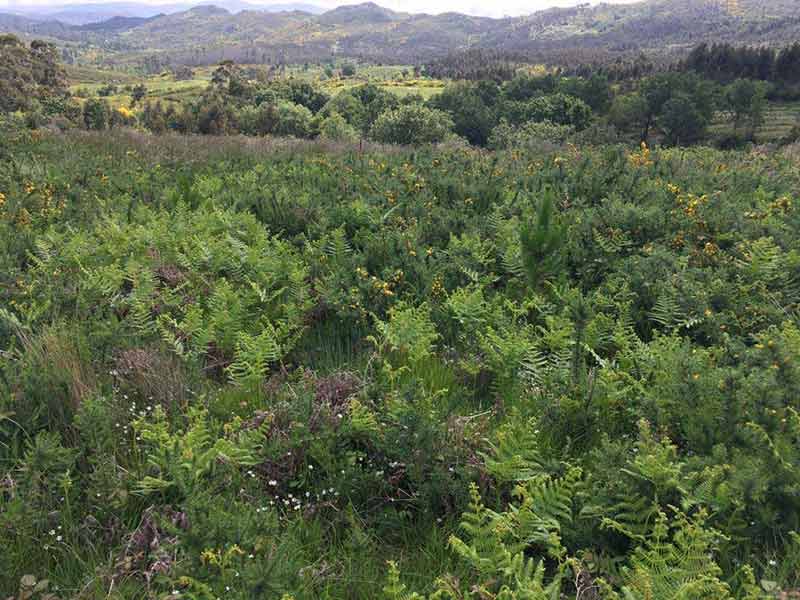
[640,74,676,140]
[609,93,649,138]
[639,72,716,142]
[195,96,234,135]
[237,100,314,138]
[520,192,567,290]
[82,97,110,130]
[322,84,399,136]
[725,78,766,135]
[369,104,453,145]
[775,43,800,83]
[210,60,250,99]
[352,84,399,133]
[560,73,612,113]
[502,93,592,130]
[141,100,167,133]
[488,119,573,151]
[659,93,707,145]
[502,73,557,102]
[172,65,194,81]
[321,92,366,132]
[0,35,66,113]
[130,84,147,107]
[317,112,359,142]
[429,81,498,146]
[271,100,314,138]
[267,79,329,113]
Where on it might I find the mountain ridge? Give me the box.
[2,0,799,67]
[6,1,326,24]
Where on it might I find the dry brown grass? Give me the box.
[57,128,403,166]
[17,325,97,411]
[781,141,800,165]
[114,346,188,413]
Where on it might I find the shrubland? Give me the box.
[5,35,800,150]
[1,119,800,598]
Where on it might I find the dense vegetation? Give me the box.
[3,3,800,596]
[2,108,800,597]
[685,42,800,85]
[0,35,67,113]
[5,36,799,151]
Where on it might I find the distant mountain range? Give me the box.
[6,1,325,24]
[1,0,799,68]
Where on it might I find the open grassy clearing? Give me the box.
[710,100,800,142]
[68,64,447,107]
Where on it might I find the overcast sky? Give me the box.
[0,0,640,18]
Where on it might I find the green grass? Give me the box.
[67,64,447,108]
[756,101,800,139]
[69,67,214,108]
[710,100,800,141]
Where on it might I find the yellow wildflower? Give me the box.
[628,141,653,167]
[116,106,134,119]
[16,208,32,227]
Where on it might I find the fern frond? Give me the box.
[481,420,544,484]
[227,326,281,386]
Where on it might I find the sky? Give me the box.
[0,0,640,18]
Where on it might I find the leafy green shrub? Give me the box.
[370,104,454,145]
[82,97,110,130]
[489,119,574,151]
[500,93,592,130]
[317,112,359,141]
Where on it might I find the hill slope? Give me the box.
[2,0,799,67]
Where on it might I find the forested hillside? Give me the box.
[2,0,800,68]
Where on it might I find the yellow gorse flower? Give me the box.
[628,141,653,167]
[116,106,135,119]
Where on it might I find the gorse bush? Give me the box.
[0,128,799,598]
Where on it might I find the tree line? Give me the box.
[684,42,800,85]
[2,35,797,149]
